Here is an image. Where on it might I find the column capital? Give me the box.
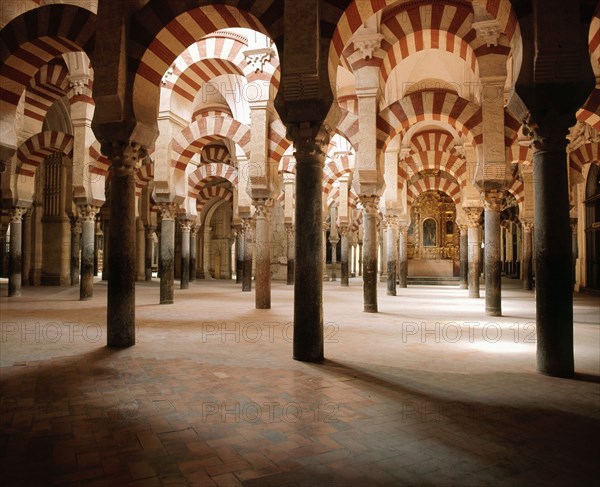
[464,207,483,227]
[158,202,179,221]
[78,204,100,222]
[521,219,534,233]
[104,140,148,176]
[288,122,330,163]
[252,198,274,219]
[242,217,255,231]
[384,214,400,229]
[178,218,192,232]
[458,224,468,234]
[360,196,380,216]
[144,225,156,238]
[284,223,295,237]
[482,190,506,212]
[9,207,27,223]
[570,218,578,234]
[523,110,574,152]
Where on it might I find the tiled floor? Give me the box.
[1,277,599,486]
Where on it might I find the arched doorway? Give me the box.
[585,164,600,290]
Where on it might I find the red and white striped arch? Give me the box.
[577,89,600,130]
[133,5,270,126]
[407,176,462,207]
[171,114,251,172]
[570,142,600,182]
[506,143,533,164]
[336,110,360,151]
[401,152,467,187]
[409,130,455,153]
[327,186,360,209]
[188,163,238,198]
[135,160,155,197]
[269,119,291,164]
[89,141,111,177]
[201,144,231,165]
[329,0,519,90]
[323,155,353,195]
[197,186,233,213]
[24,62,71,126]
[0,5,95,112]
[377,90,483,154]
[506,178,524,205]
[279,156,296,174]
[17,131,73,177]
[589,5,600,72]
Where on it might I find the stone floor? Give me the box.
[1,276,599,486]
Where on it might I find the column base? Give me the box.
[160,299,173,305]
[486,307,502,317]
[468,291,480,298]
[459,283,468,290]
[364,304,378,313]
[293,354,324,363]
[386,290,396,296]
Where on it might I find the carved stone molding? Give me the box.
[472,19,502,47]
[243,47,275,73]
[352,32,384,60]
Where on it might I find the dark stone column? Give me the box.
[459,224,468,289]
[361,196,379,313]
[330,236,339,281]
[253,200,272,309]
[483,191,505,316]
[179,219,191,290]
[570,218,577,287]
[101,208,109,281]
[358,241,363,277]
[136,217,145,281]
[340,227,349,287]
[290,125,328,362]
[242,218,254,292]
[531,119,574,377]
[322,222,329,282]
[189,225,197,282]
[398,223,408,288]
[70,217,81,286]
[159,203,177,304]
[22,210,32,286]
[464,207,482,298]
[386,216,399,296]
[79,205,99,300]
[286,223,294,285]
[106,143,140,348]
[94,224,101,276]
[144,225,155,281]
[235,225,244,284]
[8,207,26,297]
[522,220,533,290]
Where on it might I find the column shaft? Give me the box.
[484,197,503,316]
[386,219,398,296]
[8,208,25,297]
[80,207,98,300]
[522,222,533,290]
[362,198,379,312]
[340,231,349,286]
[398,226,408,288]
[459,226,468,289]
[22,211,32,285]
[71,218,81,286]
[145,226,154,281]
[242,220,253,292]
[254,202,272,309]
[286,225,294,285]
[180,221,191,290]
[160,209,176,304]
[235,228,244,284]
[190,228,197,282]
[136,218,145,281]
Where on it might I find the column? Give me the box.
[358,240,363,277]
[322,221,329,281]
[159,203,177,304]
[235,225,244,284]
[521,220,533,290]
[464,207,483,298]
[398,223,408,288]
[330,235,339,281]
[253,200,272,309]
[179,218,191,290]
[79,205,99,300]
[242,218,254,292]
[189,225,197,282]
[532,120,574,376]
[22,210,32,286]
[70,217,81,286]
[459,224,468,289]
[483,191,505,316]
[570,218,577,287]
[386,216,399,296]
[94,223,101,276]
[340,227,349,287]
[291,126,328,362]
[379,224,387,282]
[8,207,26,297]
[106,142,139,348]
[286,223,294,285]
[144,225,155,280]
[136,217,145,281]
[361,196,379,313]
[101,209,109,280]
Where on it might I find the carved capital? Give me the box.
[570,218,577,234]
[458,224,468,234]
[385,214,400,229]
[288,122,330,163]
[78,204,99,223]
[69,75,92,96]
[352,32,384,60]
[472,19,502,47]
[144,225,156,238]
[72,219,82,234]
[253,198,273,219]
[521,219,534,233]
[9,207,27,223]
[464,207,483,227]
[482,190,506,213]
[360,196,380,217]
[523,110,574,152]
[285,223,294,238]
[243,47,275,73]
[179,219,192,232]
[104,140,148,176]
[158,202,179,221]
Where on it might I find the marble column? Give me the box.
[179,218,191,290]
[358,241,363,277]
[94,224,101,276]
[136,217,145,281]
[386,216,399,296]
[70,217,81,286]
[235,225,244,284]
[330,235,339,281]
[521,220,533,290]
[361,196,379,313]
[379,225,387,282]
[286,223,294,285]
[532,120,574,376]
[101,209,109,281]
[291,127,327,362]
[22,210,32,286]
[483,191,505,316]
[253,200,272,309]
[8,207,26,297]
[144,225,155,281]
[322,221,329,281]
[79,205,99,300]
[464,207,483,298]
[242,218,254,292]
[159,203,177,304]
[190,225,197,282]
[398,223,408,288]
[106,144,139,348]
[340,227,349,287]
[459,224,468,290]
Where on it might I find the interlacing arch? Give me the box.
[269,119,291,164]
[377,89,483,156]
[135,159,155,198]
[506,142,533,164]
[336,110,360,150]
[570,142,600,181]
[24,61,71,126]
[400,151,467,187]
[17,131,74,177]
[201,145,231,165]
[506,178,524,206]
[89,141,110,177]
[188,163,238,199]
[131,3,276,127]
[197,186,233,213]
[171,114,251,172]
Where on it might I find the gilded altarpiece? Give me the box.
[408,191,459,260]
